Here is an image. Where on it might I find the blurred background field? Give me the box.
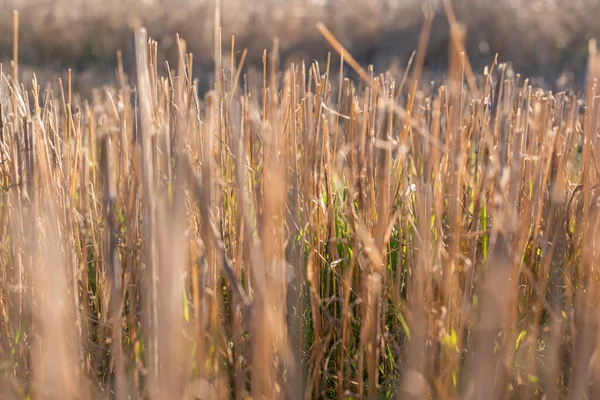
[0,0,598,93]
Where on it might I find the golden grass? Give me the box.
[1,4,600,399]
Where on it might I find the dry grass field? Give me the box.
[1,0,600,399]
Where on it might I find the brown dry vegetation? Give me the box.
[2,1,600,399]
